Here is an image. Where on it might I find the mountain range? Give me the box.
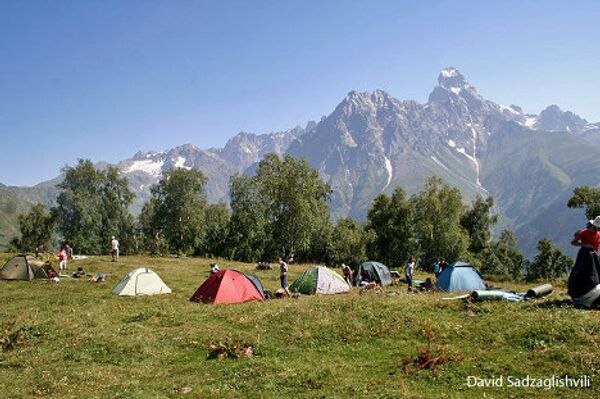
[3,67,600,257]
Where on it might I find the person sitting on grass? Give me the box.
[419,277,434,291]
[568,217,600,309]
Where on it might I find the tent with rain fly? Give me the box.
[290,266,350,295]
[0,255,49,281]
[112,268,172,296]
[190,269,265,304]
[436,261,486,292]
[354,261,392,286]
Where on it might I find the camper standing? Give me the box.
[58,247,67,273]
[111,236,120,262]
[568,217,600,308]
[405,257,415,292]
[279,258,290,296]
[65,244,74,260]
[433,259,440,278]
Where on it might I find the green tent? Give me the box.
[0,255,49,281]
[290,266,350,295]
[355,261,392,286]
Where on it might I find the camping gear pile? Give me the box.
[469,284,554,302]
[255,262,273,270]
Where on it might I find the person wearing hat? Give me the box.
[568,216,600,309]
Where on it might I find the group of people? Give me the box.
[36,237,120,274]
[46,218,600,310]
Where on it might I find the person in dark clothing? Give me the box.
[568,217,600,308]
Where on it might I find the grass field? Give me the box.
[1,254,599,399]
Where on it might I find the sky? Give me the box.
[1,0,599,186]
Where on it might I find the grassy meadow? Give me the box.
[1,253,599,398]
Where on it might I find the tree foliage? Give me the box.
[461,196,498,254]
[365,187,417,267]
[11,204,55,252]
[227,175,269,262]
[478,229,527,279]
[55,160,135,254]
[527,238,572,281]
[227,154,331,262]
[567,186,600,219]
[143,168,208,255]
[411,177,470,268]
[200,203,231,258]
[327,218,366,267]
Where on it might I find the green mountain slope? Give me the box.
[481,123,600,256]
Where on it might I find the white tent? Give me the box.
[112,268,172,296]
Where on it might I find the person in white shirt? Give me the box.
[279,258,290,296]
[111,236,120,262]
[405,256,415,292]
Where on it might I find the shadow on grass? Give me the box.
[532,299,573,309]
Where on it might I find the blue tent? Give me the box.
[436,261,486,292]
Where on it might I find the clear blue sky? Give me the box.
[1,0,599,186]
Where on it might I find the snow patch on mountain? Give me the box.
[523,116,538,128]
[441,68,459,78]
[123,159,164,176]
[499,104,521,115]
[470,127,482,188]
[431,156,449,171]
[383,156,393,190]
[174,156,191,170]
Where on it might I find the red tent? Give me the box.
[190,269,264,304]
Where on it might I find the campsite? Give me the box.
[1,253,599,399]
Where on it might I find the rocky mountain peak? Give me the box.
[537,104,588,133]
[438,67,468,90]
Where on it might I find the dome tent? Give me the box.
[190,269,264,304]
[436,261,486,292]
[354,261,392,286]
[113,268,172,296]
[0,255,49,281]
[290,266,350,295]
